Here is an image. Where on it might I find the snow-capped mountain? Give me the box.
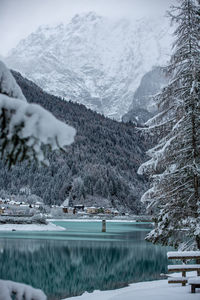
[6,12,173,120]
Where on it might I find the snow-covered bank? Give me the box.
[0,222,66,231]
[49,219,138,223]
[64,279,200,300]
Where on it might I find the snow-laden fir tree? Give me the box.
[0,60,76,166]
[138,0,200,250]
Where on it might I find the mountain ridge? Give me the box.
[6,12,173,120]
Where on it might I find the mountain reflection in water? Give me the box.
[0,222,168,300]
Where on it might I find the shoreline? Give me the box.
[47,214,152,222]
[64,278,200,300]
[49,218,138,223]
[0,222,66,231]
[0,219,151,231]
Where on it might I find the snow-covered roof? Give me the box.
[9,200,16,205]
[35,201,43,205]
[62,199,69,207]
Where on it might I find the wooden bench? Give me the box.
[167,251,200,286]
[167,251,200,265]
[168,277,188,284]
[168,264,200,286]
[188,278,200,293]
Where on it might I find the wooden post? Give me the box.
[191,285,195,293]
[196,258,200,276]
[102,219,106,232]
[182,271,186,286]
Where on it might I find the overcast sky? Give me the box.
[0,0,174,56]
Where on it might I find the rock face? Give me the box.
[6,12,172,120]
[122,67,168,125]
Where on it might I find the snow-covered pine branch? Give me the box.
[138,0,200,250]
[0,280,46,300]
[0,61,76,166]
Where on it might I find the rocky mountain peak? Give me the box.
[71,11,102,23]
[6,13,173,120]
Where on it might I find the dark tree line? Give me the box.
[0,71,150,213]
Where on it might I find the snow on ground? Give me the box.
[65,279,200,300]
[0,222,66,231]
[49,219,137,223]
[0,219,139,232]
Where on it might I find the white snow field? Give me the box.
[65,279,200,300]
[0,222,65,231]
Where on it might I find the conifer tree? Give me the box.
[138,0,200,249]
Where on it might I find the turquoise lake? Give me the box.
[0,221,169,299]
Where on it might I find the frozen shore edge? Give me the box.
[0,222,66,231]
[0,218,150,231]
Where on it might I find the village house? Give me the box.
[19,186,31,196]
[33,201,44,209]
[113,210,119,216]
[86,207,99,214]
[61,198,69,213]
[104,208,112,214]
[74,204,84,211]
[0,207,5,214]
[62,207,68,213]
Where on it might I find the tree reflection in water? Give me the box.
[0,226,168,300]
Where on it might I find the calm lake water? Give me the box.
[0,221,169,299]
